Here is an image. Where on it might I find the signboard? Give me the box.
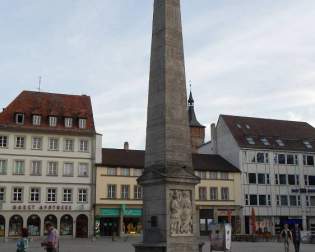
[124,208,142,217]
[100,208,120,217]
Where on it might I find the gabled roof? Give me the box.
[0,90,95,134]
[97,148,240,173]
[221,115,315,152]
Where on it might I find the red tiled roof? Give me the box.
[97,148,240,172]
[0,90,95,133]
[221,115,315,151]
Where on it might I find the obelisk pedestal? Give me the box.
[134,0,202,251]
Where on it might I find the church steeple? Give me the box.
[187,88,205,152]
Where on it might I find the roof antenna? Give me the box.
[37,76,42,92]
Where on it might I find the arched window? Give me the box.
[9,215,23,236]
[60,215,73,236]
[76,214,88,238]
[44,215,57,235]
[27,215,41,236]
[0,215,5,237]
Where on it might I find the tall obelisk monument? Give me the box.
[135,0,201,252]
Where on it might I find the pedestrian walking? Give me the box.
[41,222,59,252]
[280,224,293,252]
[16,228,29,252]
[292,224,301,252]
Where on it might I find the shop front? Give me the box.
[60,215,73,236]
[0,215,5,237]
[27,215,41,236]
[199,209,214,236]
[98,208,120,237]
[9,215,23,237]
[123,208,142,235]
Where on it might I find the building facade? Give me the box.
[0,91,102,238]
[95,145,241,237]
[201,115,315,235]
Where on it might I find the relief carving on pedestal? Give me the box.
[169,189,193,236]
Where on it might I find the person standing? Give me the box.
[16,228,29,252]
[292,224,301,252]
[41,222,59,252]
[280,224,293,252]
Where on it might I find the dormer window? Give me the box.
[303,141,312,149]
[64,118,73,128]
[15,113,24,125]
[32,115,41,126]
[261,138,270,146]
[49,116,57,127]
[276,139,285,147]
[79,118,87,129]
[245,124,251,129]
[246,137,255,145]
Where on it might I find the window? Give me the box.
[290,195,297,206]
[32,115,41,125]
[107,184,116,199]
[134,186,142,199]
[246,124,251,129]
[32,137,42,150]
[121,185,130,199]
[30,188,40,202]
[259,195,266,206]
[209,172,218,179]
[296,175,300,185]
[15,136,25,148]
[14,160,25,175]
[287,154,298,165]
[309,176,315,186]
[49,116,57,127]
[220,172,229,180]
[305,175,308,186]
[199,171,207,179]
[13,187,23,202]
[0,136,8,148]
[63,189,72,202]
[249,195,257,205]
[288,175,296,185]
[121,168,130,176]
[78,189,88,203]
[0,160,7,175]
[266,174,270,184]
[257,153,269,163]
[107,167,117,176]
[47,162,58,176]
[210,187,218,200]
[280,195,288,206]
[64,139,74,152]
[31,161,42,176]
[310,196,315,206]
[261,138,270,146]
[246,137,255,145]
[297,196,301,206]
[0,187,5,201]
[236,124,242,128]
[267,195,271,206]
[221,187,229,200]
[258,174,266,184]
[64,118,73,128]
[47,188,57,202]
[277,154,286,164]
[48,138,59,151]
[306,196,310,206]
[303,155,314,166]
[79,140,88,152]
[78,163,89,177]
[276,195,280,206]
[248,173,256,184]
[279,174,287,185]
[15,113,24,124]
[199,187,207,201]
[276,139,285,147]
[79,118,87,129]
[63,163,74,177]
[303,141,312,149]
[133,169,142,177]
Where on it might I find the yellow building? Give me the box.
[95,144,241,236]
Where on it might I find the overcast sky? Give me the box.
[1,0,315,149]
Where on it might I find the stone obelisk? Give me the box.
[135,0,201,251]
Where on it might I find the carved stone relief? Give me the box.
[169,189,193,236]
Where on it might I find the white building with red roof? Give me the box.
[0,90,102,238]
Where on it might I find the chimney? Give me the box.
[124,142,129,150]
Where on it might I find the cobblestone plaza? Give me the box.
[1,237,315,252]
